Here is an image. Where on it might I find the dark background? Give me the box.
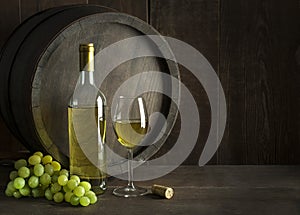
[0,0,299,165]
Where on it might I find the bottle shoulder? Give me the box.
[69,84,106,108]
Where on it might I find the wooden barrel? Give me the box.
[0,5,81,144]
[0,5,117,148]
[0,5,180,168]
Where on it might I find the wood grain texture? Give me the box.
[1,165,300,215]
[0,1,27,159]
[0,0,299,165]
[0,116,27,160]
[218,0,300,164]
[88,0,147,21]
[8,6,120,165]
[38,0,87,10]
[0,0,146,160]
[0,6,75,147]
[1,7,179,167]
[150,0,219,164]
[20,0,39,22]
[0,0,20,48]
[20,0,88,22]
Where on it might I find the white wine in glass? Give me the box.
[114,120,148,149]
[112,96,148,197]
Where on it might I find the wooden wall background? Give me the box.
[0,0,299,164]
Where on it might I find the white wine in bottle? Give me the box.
[68,43,106,194]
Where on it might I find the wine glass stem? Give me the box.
[127,148,134,189]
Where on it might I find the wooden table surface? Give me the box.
[0,165,299,215]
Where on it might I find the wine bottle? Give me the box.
[68,43,107,194]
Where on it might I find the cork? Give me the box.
[151,184,174,199]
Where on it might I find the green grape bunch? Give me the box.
[4,151,98,207]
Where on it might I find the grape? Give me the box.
[13,191,22,199]
[85,190,96,197]
[34,151,43,158]
[33,164,44,176]
[70,195,80,206]
[51,174,59,183]
[53,192,64,203]
[42,155,52,165]
[44,164,54,176]
[73,186,85,197]
[67,179,78,190]
[28,155,41,165]
[70,175,80,184]
[9,170,18,181]
[45,188,53,201]
[87,194,97,204]
[58,175,68,186]
[40,184,49,191]
[19,184,31,196]
[40,173,51,186]
[14,177,25,189]
[5,155,98,207]
[18,166,30,178]
[32,187,44,198]
[28,176,39,188]
[7,181,17,193]
[59,169,69,177]
[64,192,73,202]
[5,188,13,197]
[53,171,60,177]
[14,159,27,170]
[51,161,61,172]
[79,196,90,207]
[63,185,72,193]
[79,181,91,192]
[50,182,62,194]
[85,191,97,204]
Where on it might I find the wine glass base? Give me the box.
[113,186,148,197]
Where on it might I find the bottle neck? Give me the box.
[80,71,95,86]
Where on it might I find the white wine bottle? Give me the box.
[68,43,107,194]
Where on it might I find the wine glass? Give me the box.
[112,96,148,197]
